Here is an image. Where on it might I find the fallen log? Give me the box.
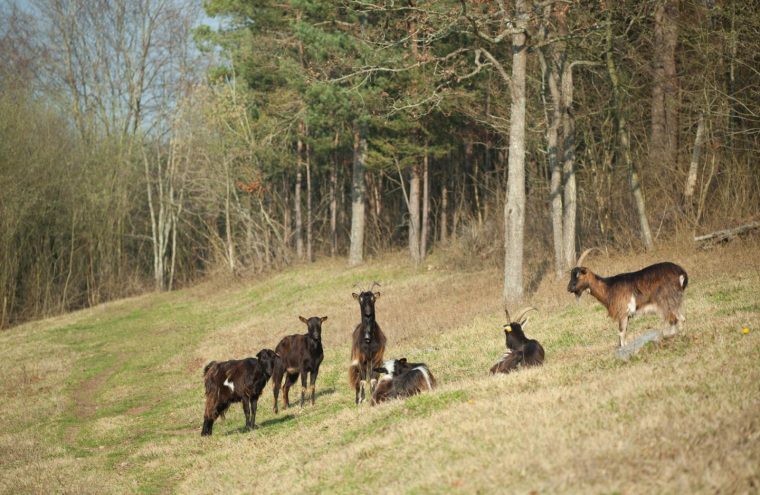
[694,221,760,243]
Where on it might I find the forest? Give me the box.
[1,0,758,328]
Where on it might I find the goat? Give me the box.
[371,358,436,405]
[272,315,327,413]
[348,282,387,404]
[490,307,545,374]
[567,248,688,347]
[201,349,280,436]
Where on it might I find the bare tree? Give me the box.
[348,121,367,266]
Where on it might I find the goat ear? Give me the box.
[399,358,407,364]
[373,291,381,299]
[320,316,328,323]
[299,315,308,324]
[352,292,360,301]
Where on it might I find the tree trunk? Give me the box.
[539,19,565,278]
[295,136,304,260]
[650,0,679,169]
[503,0,529,304]
[606,9,654,250]
[420,145,430,260]
[330,132,339,257]
[561,61,577,271]
[684,113,705,202]
[348,122,366,266]
[440,184,448,243]
[408,164,422,265]
[306,140,313,263]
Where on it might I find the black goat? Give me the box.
[272,315,327,413]
[349,282,387,404]
[490,307,545,374]
[201,349,280,436]
[371,358,436,405]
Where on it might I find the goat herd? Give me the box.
[201,250,689,436]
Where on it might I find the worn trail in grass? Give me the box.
[1,247,759,494]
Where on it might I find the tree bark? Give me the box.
[348,122,366,266]
[561,60,577,271]
[606,9,654,250]
[684,113,705,201]
[408,164,422,265]
[295,135,304,260]
[539,8,565,278]
[420,145,430,260]
[650,0,679,169]
[330,131,339,257]
[306,139,313,263]
[503,0,529,304]
[440,184,448,243]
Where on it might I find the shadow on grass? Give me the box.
[223,414,296,436]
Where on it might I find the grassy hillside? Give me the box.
[1,243,759,494]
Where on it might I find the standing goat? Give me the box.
[272,315,327,413]
[567,248,688,347]
[201,349,280,436]
[349,282,387,404]
[490,307,545,374]
[371,358,436,405]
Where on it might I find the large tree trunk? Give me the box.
[561,60,577,271]
[440,184,448,243]
[295,135,304,260]
[330,131,339,257]
[420,146,430,260]
[539,10,565,278]
[306,139,313,263]
[606,8,654,250]
[348,122,366,266]
[650,0,679,169]
[503,0,529,304]
[408,164,422,265]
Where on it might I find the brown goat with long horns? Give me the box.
[567,249,688,347]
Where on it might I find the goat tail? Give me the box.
[680,270,689,290]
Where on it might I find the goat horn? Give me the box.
[575,247,601,267]
[370,281,381,291]
[504,306,511,323]
[513,307,538,324]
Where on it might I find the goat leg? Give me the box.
[242,398,252,431]
[251,401,259,430]
[300,370,308,408]
[619,316,629,347]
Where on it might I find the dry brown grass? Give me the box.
[0,242,758,494]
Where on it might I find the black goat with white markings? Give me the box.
[371,358,436,405]
[201,349,280,436]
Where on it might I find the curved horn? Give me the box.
[575,247,601,267]
[504,306,511,323]
[513,307,538,324]
[370,281,381,291]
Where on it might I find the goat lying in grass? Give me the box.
[201,349,280,436]
[272,315,327,412]
[371,358,436,405]
[567,248,688,347]
[490,307,545,374]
